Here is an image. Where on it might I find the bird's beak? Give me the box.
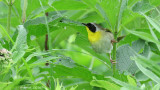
[82,23,87,26]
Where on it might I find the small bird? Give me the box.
[82,23,116,64]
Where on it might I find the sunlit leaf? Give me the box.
[132,0,154,13]
[51,0,88,10]
[127,75,137,86]
[124,27,160,50]
[135,62,160,84]
[106,76,141,90]
[90,80,120,90]
[12,25,28,62]
[143,14,160,33]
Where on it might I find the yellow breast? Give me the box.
[86,27,101,43]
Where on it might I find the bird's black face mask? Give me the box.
[83,23,96,33]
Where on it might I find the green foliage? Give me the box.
[90,80,120,90]
[0,0,160,89]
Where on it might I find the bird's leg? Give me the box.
[109,53,116,64]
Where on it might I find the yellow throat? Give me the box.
[86,27,101,43]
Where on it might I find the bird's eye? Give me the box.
[86,23,96,32]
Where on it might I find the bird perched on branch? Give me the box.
[82,23,117,64]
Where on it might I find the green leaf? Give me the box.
[12,25,28,62]
[127,75,137,86]
[26,0,48,18]
[32,56,58,65]
[117,0,127,30]
[149,42,160,55]
[149,0,160,6]
[135,71,149,81]
[143,14,160,33]
[48,63,105,82]
[24,15,62,42]
[106,76,141,90]
[147,21,158,41]
[131,54,160,79]
[132,0,154,13]
[95,3,111,27]
[0,82,8,90]
[124,27,160,50]
[51,0,88,10]
[100,0,120,29]
[116,44,138,74]
[116,39,145,74]
[26,52,49,62]
[90,80,120,90]
[135,62,160,84]
[4,78,29,90]
[152,84,160,90]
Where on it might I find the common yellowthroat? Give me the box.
[82,23,116,63]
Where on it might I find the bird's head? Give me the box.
[82,23,97,33]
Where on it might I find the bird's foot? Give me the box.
[110,59,116,64]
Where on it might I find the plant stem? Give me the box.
[39,0,52,51]
[7,0,12,35]
[22,0,27,23]
[112,31,118,76]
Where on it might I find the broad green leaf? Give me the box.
[24,15,62,42]
[149,42,160,55]
[116,39,146,74]
[121,9,141,28]
[32,56,58,65]
[127,75,137,86]
[149,0,160,6]
[132,0,154,13]
[131,54,160,78]
[118,34,139,46]
[26,0,48,18]
[48,63,105,82]
[127,0,140,8]
[27,6,49,19]
[78,11,105,23]
[124,27,160,50]
[54,55,76,68]
[51,0,88,10]
[116,44,138,74]
[135,62,160,84]
[106,76,141,90]
[51,26,77,48]
[143,14,160,33]
[26,52,49,62]
[135,71,149,81]
[90,80,120,90]
[95,3,111,27]
[12,25,28,62]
